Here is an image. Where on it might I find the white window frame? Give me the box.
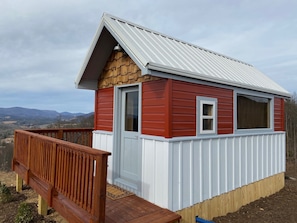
[197,96,217,135]
[234,89,274,134]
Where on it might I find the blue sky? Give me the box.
[1,0,296,113]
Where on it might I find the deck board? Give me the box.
[105,194,181,223]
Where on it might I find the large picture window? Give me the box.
[237,94,270,129]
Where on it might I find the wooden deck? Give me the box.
[105,194,181,223]
[13,129,181,223]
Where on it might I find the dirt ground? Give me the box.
[0,171,66,223]
[213,161,297,223]
[0,162,297,223]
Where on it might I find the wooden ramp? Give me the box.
[105,186,181,223]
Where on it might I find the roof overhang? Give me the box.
[75,25,117,90]
[146,62,291,98]
[75,14,149,90]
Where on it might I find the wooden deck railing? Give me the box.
[12,129,111,223]
[29,128,93,147]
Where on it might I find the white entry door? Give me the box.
[115,86,140,191]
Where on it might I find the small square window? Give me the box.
[197,97,217,135]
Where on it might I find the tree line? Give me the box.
[285,93,297,163]
[46,113,94,129]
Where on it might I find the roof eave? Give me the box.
[75,79,98,90]
[146,62,291,98]
[75,17,106,90]
[75,14,119,90]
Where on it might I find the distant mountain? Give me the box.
[0,107,88,122]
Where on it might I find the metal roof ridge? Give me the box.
[103,13,253,67]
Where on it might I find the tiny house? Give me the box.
[75,13,289,221]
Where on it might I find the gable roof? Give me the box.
[75,13,290,97]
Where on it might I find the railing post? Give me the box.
[48,142,57,207]
[91,154,108,223]
[89,131,93,147]
[25,135,31,184]
[57,129,63,140]
[13,131,24,191]
[12,130,18,171]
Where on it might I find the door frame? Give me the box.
[113,83,142,193]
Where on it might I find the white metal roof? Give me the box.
[76,13,290,97]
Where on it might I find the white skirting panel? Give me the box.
[92,130,113,183]
[141,137,170,208]
[92,131,285,212]
[169,132,286,211]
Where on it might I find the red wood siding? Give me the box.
[142,79,167,137]
[172,80,233,137]
[274,97,285,131]
[95,87,114,131]
[142,79,233,138]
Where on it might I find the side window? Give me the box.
[237,94,271,129]
[197,97,217,135]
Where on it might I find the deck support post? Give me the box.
[38,194,48,216]
[15,174,23,192]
